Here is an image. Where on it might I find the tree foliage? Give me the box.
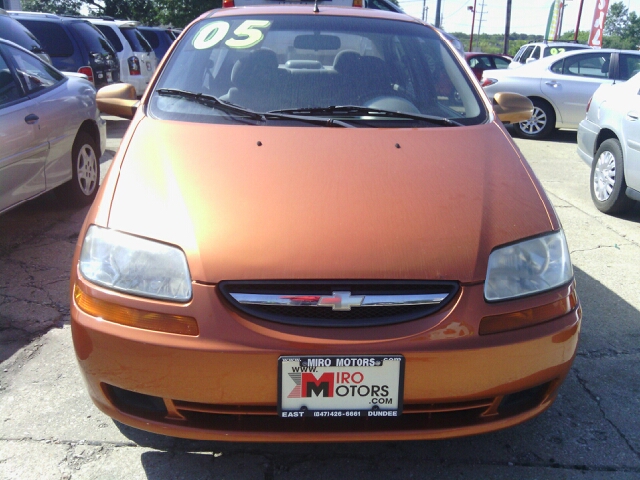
[21,0,221,27]
[21,0,83,15]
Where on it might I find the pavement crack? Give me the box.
[546,192,640,249]
[570,243,633,254]
[576,348,640,359]
[573,368,640,463]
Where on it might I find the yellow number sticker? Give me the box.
[193,21,230,50]
[549,47,566,56]
[225,20,271,49]
[192,20,271,50]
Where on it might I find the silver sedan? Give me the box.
[0,39,106,214]
[577,72,640,214]
[482,48,640,140]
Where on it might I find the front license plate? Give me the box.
[278,355,404,418]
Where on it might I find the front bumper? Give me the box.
[577,119,599,166]
[71,279,581,442]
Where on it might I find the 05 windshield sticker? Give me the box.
[193,20,271,50]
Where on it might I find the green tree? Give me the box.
[82,0,159,24]
[605,1,628,37]
[21,0,83,15]
[155,0,221,28]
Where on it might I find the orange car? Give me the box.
[70,5,581,442]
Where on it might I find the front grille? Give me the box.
[219,281,459,327]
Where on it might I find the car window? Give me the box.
[0,16,42,52]
[151,15,486,126]
[95,24,124,52]
[531,46,540,61]
[0,52,22,106]
[562,52,611,78]
[71,21,116,55]
[543,45,587,57]
[619,53,640,81]
[5,43,63,94]
[518,45,535,63]
[120,28,153,53]
[469,56,491,69]
[493,57,510,69]
[140,29,160,49]
[17,20,74,57]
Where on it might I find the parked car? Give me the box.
[465,52,511,80]
[0,8,51,64]
[88,18,158,96]
[9,11,120,89]
[577,72,640,214]
[509,41,590,69]
[0,38,105,214]
[138,26,175,61]
[72,5,580,443]
[482,48,640,139]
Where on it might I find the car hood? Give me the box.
[107,118,555,284]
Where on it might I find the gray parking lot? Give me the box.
[1,122,639,479]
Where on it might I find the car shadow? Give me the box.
[505,125,578,144]
[108,265,640,478]
[0,191,90,364]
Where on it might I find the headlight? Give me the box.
[79,225,192,302]
[484,231,573,302]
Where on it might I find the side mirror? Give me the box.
[96,83,138,119]
[492,92,533,124]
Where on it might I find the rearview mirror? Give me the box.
[293,34,340,51]
[492,92,533,124]
[96,83,138,119]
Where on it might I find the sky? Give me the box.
[397,0,640,36]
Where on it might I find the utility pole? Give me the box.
[435,0,442,28]
[574,0,585,41]
[422,0,428,22]
[469,1,478,52]
[476,0,488,39]
[504,0,512,55]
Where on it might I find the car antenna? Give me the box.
[313,0,320,13]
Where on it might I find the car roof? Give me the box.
[201,4,418,21]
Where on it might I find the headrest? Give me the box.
[231,49,279,87]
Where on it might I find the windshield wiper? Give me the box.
[269,105,463,127]
[156,88,266,121]
[156,89,351,127]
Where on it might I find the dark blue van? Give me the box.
[9,12,120,88]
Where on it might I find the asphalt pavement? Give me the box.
[1,122,639,479]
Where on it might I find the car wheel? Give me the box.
[590,138,634,214]
[513,99,556,140]
[59,131,100,206]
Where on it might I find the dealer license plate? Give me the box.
[278,355,404,418]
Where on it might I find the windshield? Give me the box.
[150,14,487,127]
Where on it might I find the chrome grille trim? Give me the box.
[219,281,460,327]
[230,292,449,309]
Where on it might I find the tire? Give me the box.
[513,98,556,140]
[59,131,100,206]
[590,138,634,214]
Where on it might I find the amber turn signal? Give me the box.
[74,285,199,336]
[479,288,578,335]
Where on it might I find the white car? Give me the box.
[88,18,157,96]
[482,49,640,139]
[0,39,105,214]
[577,72,640,214]
[508,41,590,69]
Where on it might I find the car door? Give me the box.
[541,52,613,127]
[622,80,640,190]
[6,42,81,190]
[0,44,48,213]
